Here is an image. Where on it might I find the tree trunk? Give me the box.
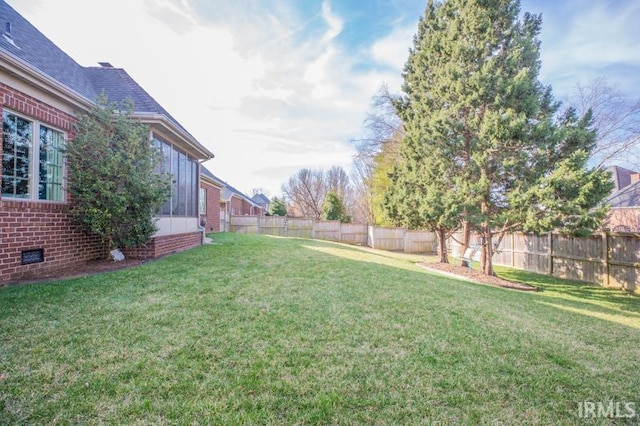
[459,216,471,266]
[436,226,449,263]
[483,228,494,276]
[479,200,495,276]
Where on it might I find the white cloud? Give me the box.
[535,1,640,100]
[321,1,343,42]
[370,25,414,70]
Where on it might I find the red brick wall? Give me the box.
[1,83,75,139]
[123,232,203,259]
[0,84,99,284]
[200,181,221,232]
[241,199,252,216]
[230,197,243,216]
[607,208,640,232]
[0,200,107,283]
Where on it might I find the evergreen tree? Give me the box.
[322,191,351,222]
[269,196,288,216]
[65,95,171,252]
[387,0,611,275]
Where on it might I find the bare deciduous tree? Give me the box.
[571,77,640,169]
[281,168,328,220]
[350,84,404,224]
[281,166,354,220]
[250,187,269,197]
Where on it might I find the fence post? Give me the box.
[403,229,409,253]
[511,233,515,267]
[602,231,610,287]
[547,231,553,276]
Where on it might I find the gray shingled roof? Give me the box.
[0,0,94,98]
[201,166,258,206]
[606,180,640,208]
[251,193,270,205]
[0,0,198,144]
[200,165,226,187]
[606,166,638,192]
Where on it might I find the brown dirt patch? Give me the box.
[4,258,146,287]
[420,262,537,291]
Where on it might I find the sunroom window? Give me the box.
[2,111,65,201]
[153,136,199,218]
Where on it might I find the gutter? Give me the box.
[132,112,214,160]
[0,49,94,112]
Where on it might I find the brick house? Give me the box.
[0,1,214,283]
[222,184,263,216]
[200,166,224,233]
[605,166,640,232]
[251,193,271,213]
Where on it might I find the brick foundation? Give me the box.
[123,231,203,259]
[0,200,106,283]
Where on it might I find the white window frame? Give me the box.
[1,109,66,202]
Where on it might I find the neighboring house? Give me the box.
[199,166,224,233]
[199,168,265,232]
[605,166,640,232]
[0,1,214,283]
[251,193,271,213]
[221,184,264,216]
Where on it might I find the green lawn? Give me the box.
[1,233,639,424]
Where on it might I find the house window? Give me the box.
[39,125,64,201]
[153,135,198,218]
[2,111,64,201]
[199,188,206,215]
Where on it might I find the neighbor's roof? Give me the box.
[200,165,226,188]
[606,165,638,192]
[200,166,260,207]
[251,193,270,205]
[0,0,213,159]
[223,184,260,207]
[606,180,640,208]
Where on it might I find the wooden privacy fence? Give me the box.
[228,216,639,291]
[366,226,438,253]
[448,232,640,292]
[228,216,436,253]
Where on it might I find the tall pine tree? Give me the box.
[386,0,612,275]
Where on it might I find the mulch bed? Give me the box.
[420,262,537,291]
[4,258,146,287]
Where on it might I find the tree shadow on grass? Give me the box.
[496,267,640,318]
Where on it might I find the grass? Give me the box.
[1,233,639,424]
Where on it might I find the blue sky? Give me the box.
[9,0,640,196]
